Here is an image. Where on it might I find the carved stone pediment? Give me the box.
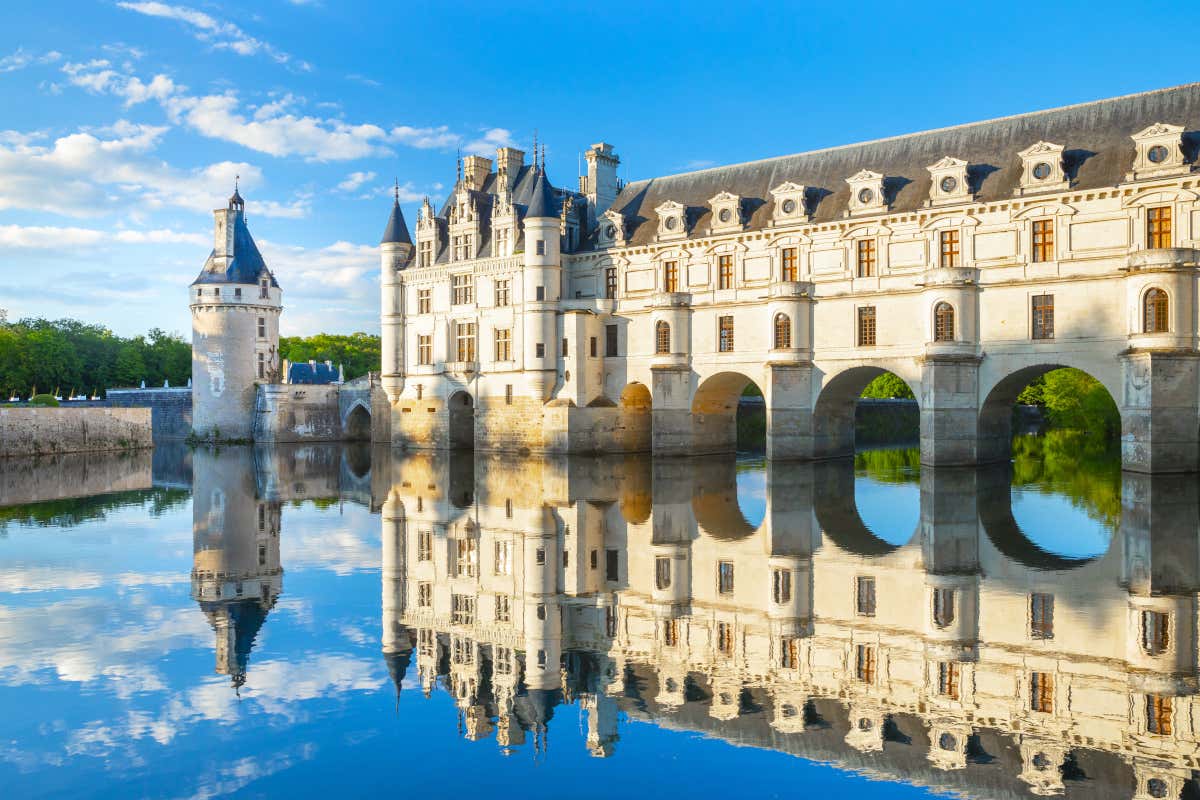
[846,170,887,215]
[1017,141,1068,195]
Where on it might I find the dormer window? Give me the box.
[708,191,743,233]
[655,200,687,241]
[769,182,806,225]
[846,170,887,216]
[260,278,269,298]
[926,157,971,206]
[1128,123,1189,181]
[600,209,626,247]
[1017,141,1069,194]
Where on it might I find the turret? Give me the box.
[522,163,562,401]
[381,186,414,403]
[190,185,282,441]
[582,142,620,230]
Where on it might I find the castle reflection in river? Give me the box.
[191,445,1200,800]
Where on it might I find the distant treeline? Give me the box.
[0,314,190,399]
[0,310,384,398]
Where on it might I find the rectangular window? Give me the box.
[455,322,476,362]
[1142,610,1170,655]
[561,338,568,357]
[857,306,877,347]
[418,240,432,268]
[1030,671,1054,713]
[1147,694,1173,735]
[932,587,955,628]
[605,267,617,299]
[855,576,876,616]
[590,550,598,570]
[260,279,269,299]
[855,644,876,683]
[417,334,432,366]
[1148,206,1172,249]
[451,593,475,625]
[1030,593,1054,639]
[605,324,618,357]
[856,239,877,277]
[717,622,733,656]
[455,538,478,578]
[257,352,265,379]
[496,227,509,256]
[496,595,512,623]
[494,279,510,307]
[536,239,546,256]
[505,384,513,405]
[494,328,511,362]
[417,288,431,314]
[451,274,473,305]
[505,498,513,518]
[606,548,619,583]
[535,547,545,566]
[655,557,671,590]
[589,337,597,358]
[780,636,800,669]
[257,317,266,339]
[781,247,798,281]
[1032,219,1054,262]
[535,285,545,301]
[938,662,961,699]
[772,569,791,604]
[234,288,242,298]
[417,582,432,608]
[535,343,545,358]
[663,260,678,292]
[494,540,512,576]
[663,618,679,647]
[417,530,432,562]
[718,254,733,289]
[940,230,961,268]
[1031,295,1054,340]
[717,560,735,595]
[718,315,735,352]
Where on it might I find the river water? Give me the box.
[0,435,1191,800]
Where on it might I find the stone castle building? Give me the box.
[380,83,1200,472]
[190,187,388,443]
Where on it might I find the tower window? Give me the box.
[535,285,545,301]
[932,587,955,628]
[855,644,876,683]
[417,288,431,314]
[933,302,955,342]
[234,288,242,298]
[655,321,671,354]
[1144,288,1169,333]
[494,279,511,307]
[1030,593,1054,639]
[1030,671,1054,713]
[663,260,678,292]
[717,622,733,656]
[589,336,597,357]
[1147,206,1172,249]
[494,328,511,362]
[418,240,432,267]
[605,267,617,299]
[938,661,960,699]
[454,322,476,362]
[855,576,876,616]
[655,557,671,590]
[773,313,792,349]
[417,530,431,561]
[257,352,265,379]
[417,335,432,366]
[772,569,791,604]
[1032,219,1054,262]
[717,560,734,594]
[605,324,618,357]
[260,278,269,298]
[257,317,266,339]
[536,239,546,256]
[535,343,545,358]
[780,637,800,669]
[1142,610,1170,655]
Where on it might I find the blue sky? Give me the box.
[1,1,1197,337]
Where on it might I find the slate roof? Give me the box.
[607,82,1200,247]
[525,167,560,218]
[381,199,412,245]
[288,361,340,385]
[192,209,279,287]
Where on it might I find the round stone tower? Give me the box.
[190,186,282,441]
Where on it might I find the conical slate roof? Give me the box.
[381,198,412,245]
[524,167,560,219]
[192,206,278,287]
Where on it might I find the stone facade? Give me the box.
[105,387,193,440]
[0,407,151,458]
[382,84,1200,472]
[0,449,153,505]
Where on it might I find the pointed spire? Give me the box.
[228,173,244,210]
[455,148,462,187]
[381,186,412,245]
[393,177,400,203]
[525,163,559,219]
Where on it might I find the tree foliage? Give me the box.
[1017,368,1119,437]
[0,317,190,398]
[860,373,916,400]
[278,332,381,381]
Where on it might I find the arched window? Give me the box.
[1144,288,1169,333]
[934,302,955,342]
[773,313,792,349]
[655,320,671,354]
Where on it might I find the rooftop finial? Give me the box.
[393,177,400,203]
[456,148,462,186]
[533,130,538,171]
[235,174,239,192]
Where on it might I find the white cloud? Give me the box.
[116,1,311,71]
[464,127,517,156]
[389,125,459,150]
[62,60,179,107]
[0,48,62,74]
[0,121,308,219]
[337,170,375,192]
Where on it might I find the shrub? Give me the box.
[29,393,59,407]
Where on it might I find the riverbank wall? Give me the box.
[0,407,152,458]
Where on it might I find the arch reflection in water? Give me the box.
[380,450,1200,799]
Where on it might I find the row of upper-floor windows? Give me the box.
[597,206,1180,298]
[195,278,273,300]
[417,228,565,267]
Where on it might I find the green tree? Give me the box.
[279,332,381,380]
[860,373,916,399]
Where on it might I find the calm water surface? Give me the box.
[0,436,1189,800]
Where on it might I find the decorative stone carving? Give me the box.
[599,208,626,247]
[655,200,687,241]
[846,170,887,216]
[708,190,744,233]
[769,181,807,225]
[926,157,971,206]
[1017,141,1069,195]
[1128,122,1190,181]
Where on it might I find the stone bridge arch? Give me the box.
[342,400,372,441]
[811,361,921,460]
